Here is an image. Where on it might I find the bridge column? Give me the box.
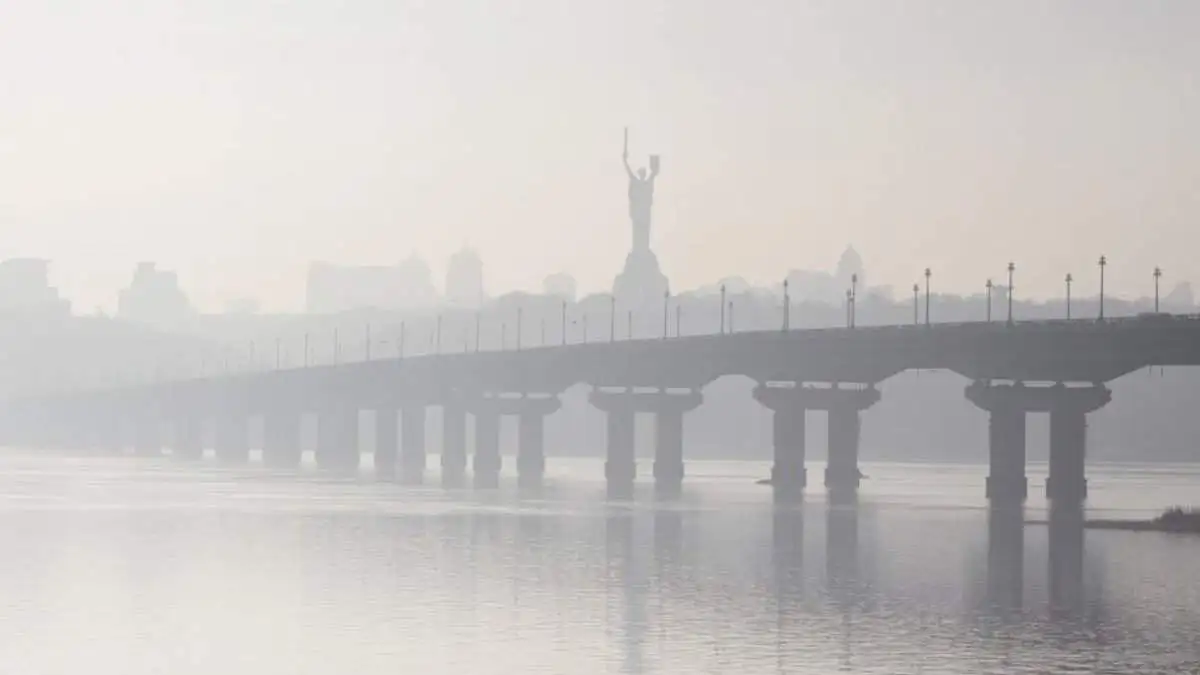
[400,406,427,484]
[441,403,468,488]
[172,417,204,460]
[590,391,637,498]
[965,382,1029,504]
[133,416,161,457]
[263,411,302,468]
[821,387,881,502]
[374,407,398,479]
[1046,385,1109,505]
[214,414,250,463]
[316,408,360,473]
[753,385,809,500]
[472,409,501,488]
[515,396,562,489]
[651,392,703,496]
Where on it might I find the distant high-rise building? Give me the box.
[542,272,577,301]
[445,247,484,308]
[306,254,437,314]
[0,258,70,316]
[117,262,193,324]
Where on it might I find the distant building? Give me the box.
[117,262,193,324]
[224,298,261,315]
[542,272,577,301]
[836,245,865,291]
[306,254,437,314]
[445,247,484,308]
[0,258,70,315]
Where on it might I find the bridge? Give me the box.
[4,315,1198,503]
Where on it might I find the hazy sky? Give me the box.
[2,1,1198,312]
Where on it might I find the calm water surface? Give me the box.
[0,452,1197,674]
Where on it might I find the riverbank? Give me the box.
[1028,507,1200,533]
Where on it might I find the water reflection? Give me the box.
[0,456,1198,674]
[986,502,1025,615]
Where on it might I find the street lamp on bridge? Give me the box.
[1006,262,1015,325]
[662,288,669,340]
[782,278,790,332]
[610,295,616,342]
[1099,255,1108,321]
[985,279,993,322]
[911,284,919,325]
[923,268,932,326]
[851,273,858,328]
[1154,267,1163,313]
[719,284,727,335]
[1066,273,1073,319]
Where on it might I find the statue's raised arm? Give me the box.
[623,127,635,179]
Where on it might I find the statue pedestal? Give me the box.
[613,249,669,310]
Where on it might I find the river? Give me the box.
[0,452,1196,674]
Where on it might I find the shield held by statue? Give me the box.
[649,154,660,173]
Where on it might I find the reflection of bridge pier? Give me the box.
[753,384,880,502]
[605,510,646,675]
[1048,502,1085,618]
[985,502,1025,613]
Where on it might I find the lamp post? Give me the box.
[333,329,340,365]
[985,279,993,322]
[728,301,735,333]
[475,311,481,352]
[1098,255,1108,320]
[845,289,852,328]
[436,315,443,354]
[719,284,727,334]
[782,278,790,331]
[1006,262,1015,325]
[610,295,616,342]
[502,322,507,351]
[275,338,282,370]
[1154,266,1162,313]
[627,309,633,340]
[304,332,310,367]
[583,314,589,343]
[662,288,670,339]
[850,273,858,328]
[911,284,919,325]
[1066,273,1073,319]
[923,268,931,326]
[675,304,682,338]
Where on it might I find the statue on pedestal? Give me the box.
[623,127,660,254]
[612,127,669,309]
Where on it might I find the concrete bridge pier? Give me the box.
[820,387,881,503]
[965,382,1030,504]
[441,403,468,488]
[400,406,427,484]
[515,396,562,489]
[214,415,250,463]
[374,407,398,479]
[171,417,204,461]
[650,391,703,497]
[753,385,809,500]
[316,408,360,473]
[133,416,162,457]
[1046,385,1110,505]
[263,411,302,468]
[472,408,501,488]
[589,391,637,498]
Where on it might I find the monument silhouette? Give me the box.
[613,127,669,308]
